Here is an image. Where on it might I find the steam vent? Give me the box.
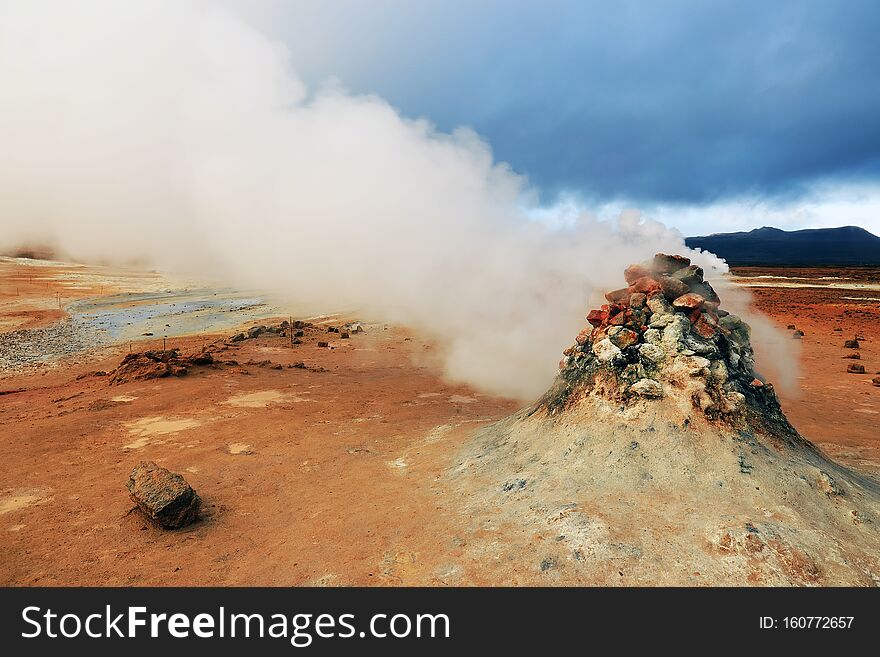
[452,254,880,585]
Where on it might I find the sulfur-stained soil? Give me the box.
[0,260,877,585]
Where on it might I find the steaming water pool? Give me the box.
[0,288,282,373]
[67,289,281,343]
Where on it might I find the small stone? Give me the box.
[817,471,842,497]
[317,341,329,348]
[847,363,865,374]
[646,293,674,316]
[608,326,639,349]
[247,326,265,339]
[672,293,705,311]
[792,330,804,339]
[630,378,663,398]
[127,461,201,529]
[638,343,665,364]
[872,377,880,387]
[230,333,245,342]
[629,292,647,308]
[341,332,350,339]
[592,338,621,363]
[843,353,860,359]
[692,312,717,339]
[652,253,691,274]
[587,309,608,327]
[575,328,592,345]
[844,339,860,349]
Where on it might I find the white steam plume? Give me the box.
[0,1,795,399]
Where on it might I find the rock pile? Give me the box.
[109,348,214,385]
[127,461,201,529]
[547,253,794,434]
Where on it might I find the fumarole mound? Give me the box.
[450,254,880,585]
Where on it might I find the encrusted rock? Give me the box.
[630,378,663,398]
[127,461,201,529]
[646,293,674,316]
[817,471,842,497]
[608,326,639,349]
[592,338,621,363]
[638,343,665,364]
[629,292,647,308]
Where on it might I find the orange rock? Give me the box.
[672,293,705,311]
[630,276,661,294]
[604,287,631,304]
[624,264,652,284]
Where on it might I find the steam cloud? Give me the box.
[0,1,796,399]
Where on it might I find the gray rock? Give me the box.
[638,343,665,364]
[646,294,674,316]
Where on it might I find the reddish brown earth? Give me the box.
[733,267,880,473]
[0,263,877,585]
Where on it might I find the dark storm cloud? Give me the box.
[249,0,880,204]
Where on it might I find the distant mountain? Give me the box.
[685,226,880,266]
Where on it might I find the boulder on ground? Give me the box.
[847,363,865,374]
[127,461,201,529]
[844,339,860,349]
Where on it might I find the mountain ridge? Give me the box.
[685,225,880,266]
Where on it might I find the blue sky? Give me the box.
[228,1,880,235]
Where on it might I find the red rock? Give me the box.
[847,363,865,374]
[750,378,764,387]
[630,276,661,294]
[624,264,652,284]
[652,253,691,274]
[586,309,607,327]
[658,275,690,300]
[692,313,717,339]
[575,328,592,345]
[604,287,631,304]
[672,293,705,311]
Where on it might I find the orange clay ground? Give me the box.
[0,260,877,585]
